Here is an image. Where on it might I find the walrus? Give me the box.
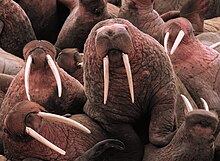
[55,0,116,52]
[57,48,84,85]
[0,0,36,58]
[82,18,200,160]
[143,95,219,161]
[2,101,108,160]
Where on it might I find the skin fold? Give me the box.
[0,0,36,58]
[83,18,194,160]
[3,101,108,160]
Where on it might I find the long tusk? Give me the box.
[24,55,32,101]
[164,32,170,54]
[103,56,109,104]
[200,98,209,111]
[170,30,185,55]
[180,94,193,112]
[25,126,66,155]
[46,54,62,98]
[209,41,220,49]
[122,53,134,103]
[37,112,91,134]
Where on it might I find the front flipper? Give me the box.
[75,139,125,161]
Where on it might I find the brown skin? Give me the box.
[57,48,84,85]
[0,48,24,75]
[162,17,220,111]
[55,0,115,52]
[0,0,36,58]
[144,109,219,161]
[154,0,220,19]
[118,0,164,43]
[0,40,86,146]
[83,18,179,161]
[3,101,108,160]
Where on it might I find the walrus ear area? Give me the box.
[0,20,4,35]
[23,40,57,60]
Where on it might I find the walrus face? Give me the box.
[23,40,62,101]
[94,23,135,104]
[80,0,107,16]
[163,18,194,55]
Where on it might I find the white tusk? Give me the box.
[37,112,91,134]
[170,30,185,55]
[103,56,109,104]
[122,53,134,103]
[180,94,193,112]
[25,126,66,155]
[200,98,209,111]
[209,41,220,49]
[164,32,170,54]
[24,55,32,101]
[46,54,62,98]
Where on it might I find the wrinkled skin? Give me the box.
[14,0,60,43]
[3,101,108,160]
[57,48,84,85]
[162,17,220,111]
[197,31,220,53]
[118,0,164,43]
[144,109,219,161]
[0,0,36,58]
[83,18,180,161]
[154,0,220,19]
[0,48,24,75]
[55,0,115,52]
[0,40,86,154]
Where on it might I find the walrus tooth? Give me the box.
[164,32,170,54]
[46,54,62,98]
[24,55,32,101]
[180,94,193,112]
[103,56,109,104]
[209,41,220,49]
[37,112,91,134]
[200,98,209,111]
[25,126,66,155]
[122,53,134,103]
[170,30,185,55]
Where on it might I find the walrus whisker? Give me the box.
[164,32,170,54]
[170,30,185,55]
[200,98,209,111]
[24,55,32,101]
[46,54,62,98]
[122,53,134,103]
[209,41,220,49]
[180,94,193,112]
[103,55,109,104]
[25,126,66,155]
[37,112,91,134]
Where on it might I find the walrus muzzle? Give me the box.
[95,23,135,104]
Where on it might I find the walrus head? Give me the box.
[23,40,62,101]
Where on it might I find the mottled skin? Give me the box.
[3,101,108,160]
[154,0,220,19]
[144,109,219,161]
[0,0,36,58]
[14,0,60,43]
[0,40,86,150]
[55,0,115,52]
[0,48,24,75]
[57,48,84,85]
[197,31,220,53]
[83,18,180,160]
[162,17,220,111]
[118,0,164,43]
